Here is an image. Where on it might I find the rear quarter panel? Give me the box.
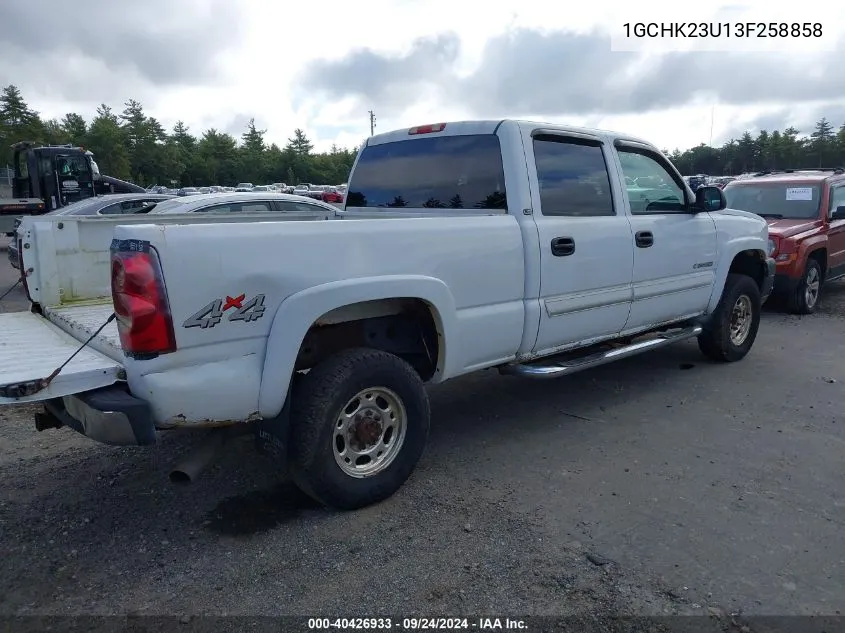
[112,215,526,424]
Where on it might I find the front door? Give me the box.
[614,145,718,332]
[827,183,845,280]
[525,131,635,355]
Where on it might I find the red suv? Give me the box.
[723,168,845,313]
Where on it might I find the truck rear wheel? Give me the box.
[288,348,430,510]
[698,273,761,362]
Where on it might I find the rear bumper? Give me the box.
[40,386,157,446]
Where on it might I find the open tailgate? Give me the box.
[0,311,122,403]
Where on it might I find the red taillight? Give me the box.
[110,246,176,357]
[408,123,446,135]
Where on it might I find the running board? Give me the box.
[499,325,703,379]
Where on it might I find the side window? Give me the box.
[15,152,28,178]
[240,201,272,213]
[196,204,235,213]
[98,202,123,215]
[617,149,687,214]
[108,200,157,214]
[532,136,615,217]
[829,185,845,217]
[278,201,323,213]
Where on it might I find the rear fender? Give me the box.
[257,275,457,419]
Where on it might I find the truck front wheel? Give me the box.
[698,273,761,362]
[288,348,430,510]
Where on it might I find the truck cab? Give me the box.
[12,142,98,210]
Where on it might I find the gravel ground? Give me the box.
[1,249,843,623]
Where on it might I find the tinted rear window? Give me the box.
[346,134,507,210]
[724,183,822,219]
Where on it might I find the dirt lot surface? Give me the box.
[1,247,843,623]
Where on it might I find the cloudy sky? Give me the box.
[1,0,844,153]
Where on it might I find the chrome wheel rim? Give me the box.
[730,295,753,346]
[804,267,820,308]
[333,387,407,478]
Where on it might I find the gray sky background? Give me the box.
[1,1,843,151]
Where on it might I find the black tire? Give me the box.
[787,258,822,315]
[288,348,430,510]
[698,273,761,362]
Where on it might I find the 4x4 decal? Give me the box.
[183,293,266,329]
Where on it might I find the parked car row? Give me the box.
[287,183,347,203]
[147,182,349,203]
[6,191,337,269]
[682,174,738,191]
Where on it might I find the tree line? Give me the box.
[2,84,845,186]
[0,84,357,188]
[665,117,845,176]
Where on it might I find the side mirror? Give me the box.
[832,206,845,221]
[694,185,726,212]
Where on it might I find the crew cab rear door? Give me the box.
[0,311,122,404]
[522,127,635,354]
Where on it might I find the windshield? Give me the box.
[724,183,822,219]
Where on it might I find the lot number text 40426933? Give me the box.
[307,617,528,630]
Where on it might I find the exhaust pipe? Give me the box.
[169,429,229,485]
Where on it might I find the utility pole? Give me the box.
[709,104,715,147]
[368,110,376,136]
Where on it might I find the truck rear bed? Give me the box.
[0,305,122,404]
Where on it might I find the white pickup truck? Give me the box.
[1,120,775,510]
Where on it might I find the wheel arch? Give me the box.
[804,247,828,279]
[706,243,768,314]
[257,275,457,419]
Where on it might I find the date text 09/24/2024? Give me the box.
[622,22,823,38]
[307,618,527,630]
